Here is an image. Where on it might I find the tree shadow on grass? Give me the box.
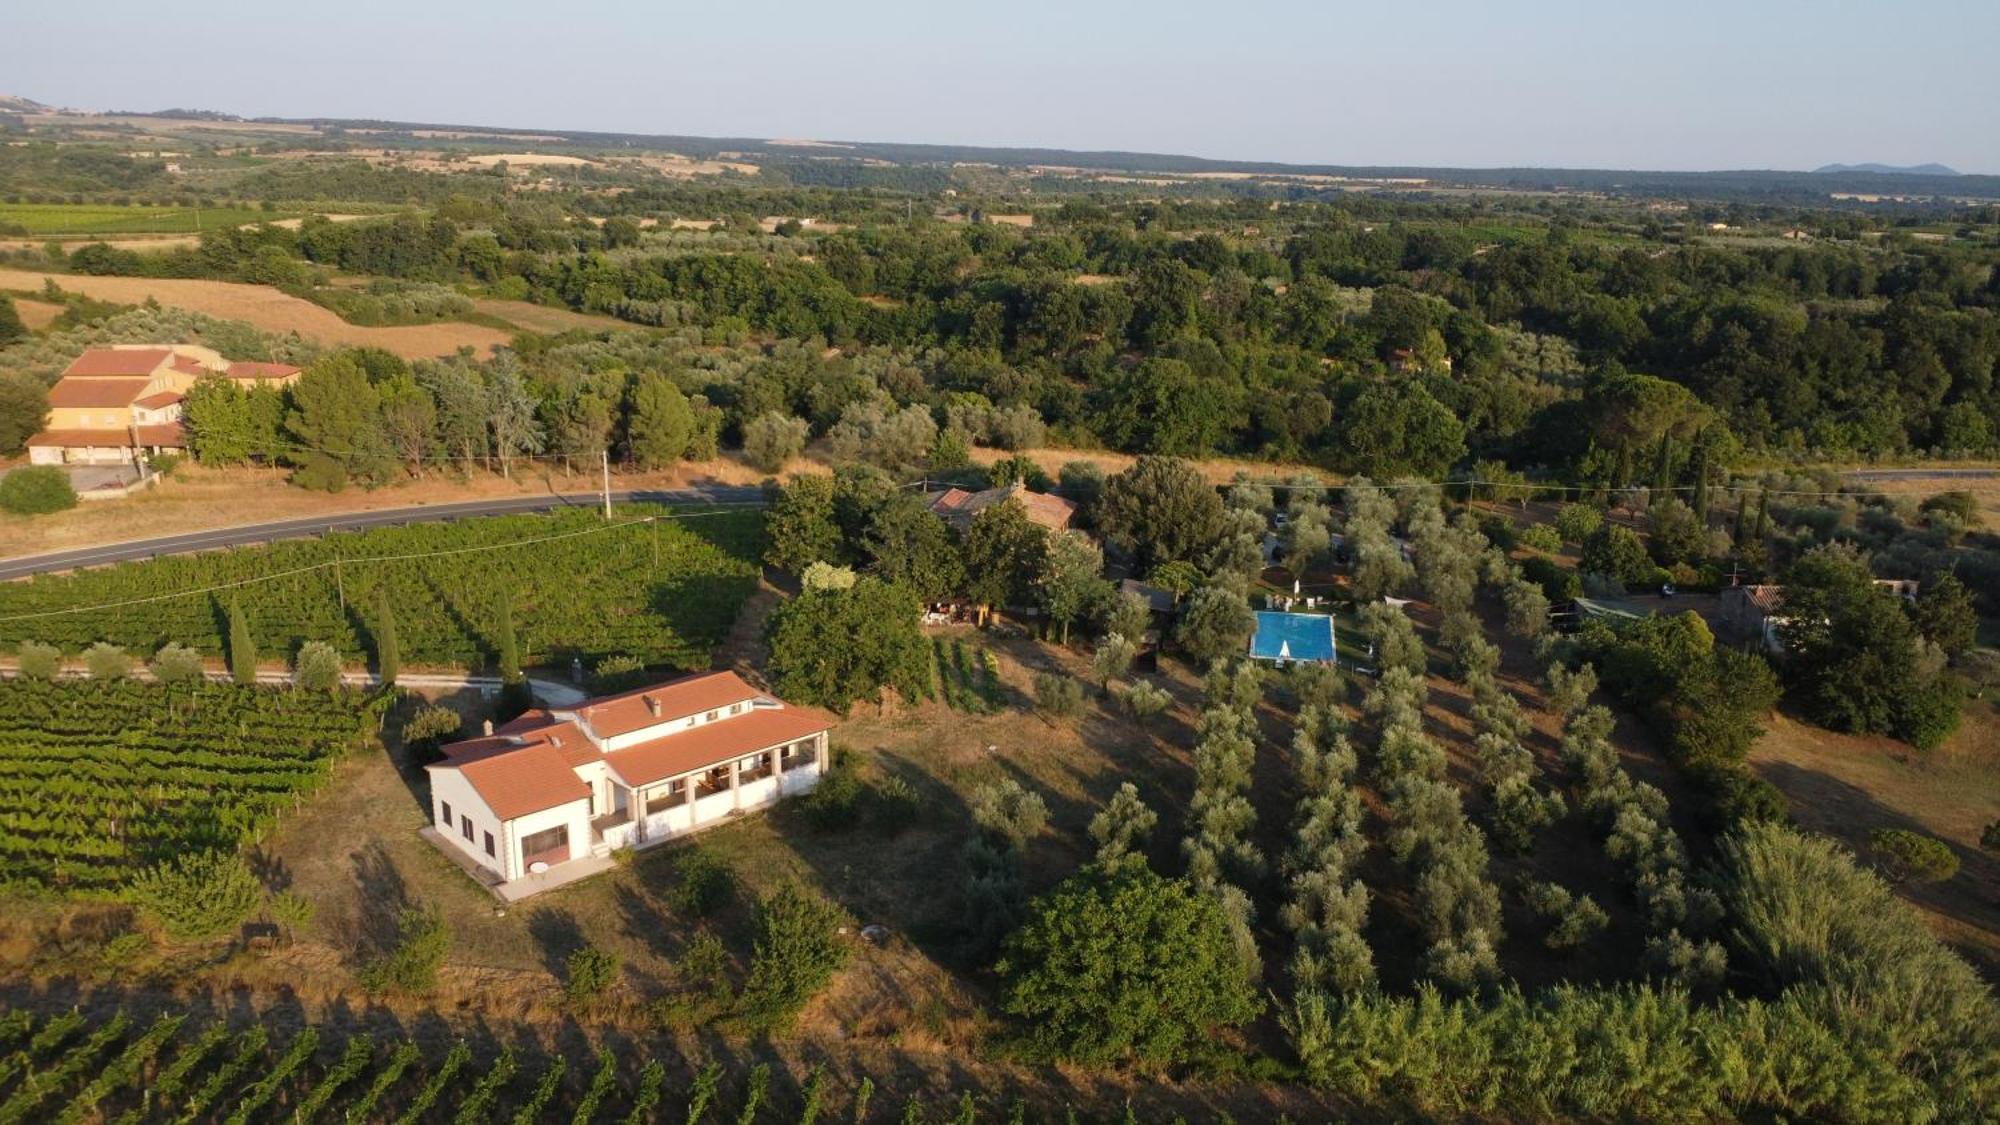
[527,905,587,979]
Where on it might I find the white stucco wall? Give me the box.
[427,767,507,878]
[500,798,592,881]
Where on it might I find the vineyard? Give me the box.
[0,506,765,673]
[0,1006,1025,1124]
[0,680,385,895]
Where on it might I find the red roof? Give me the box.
[27,424,184,448]
[134,391,184,410]
[572,671,764,738]
[606,705,834,788]
[928,481,1076,531]
[61,348,172,377]
[430,671,835,822]
[443,742,591,820]
[47,376,151,408]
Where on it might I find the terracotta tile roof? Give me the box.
[929,482,1076,531]
[169,356,208,375]
[604,705,835,788]
[442,741,591,821]
[571,670,764,738]
[1729,585,1785,612]
[27,423,184,448]
[431,671,835,820]
[133,391,184,410]
[226,361,301,380]
[47,376,151,408]
[61,348,171,377]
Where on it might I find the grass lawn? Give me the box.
[0,202,297,236]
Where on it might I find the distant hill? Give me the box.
[1814,162,1960,176]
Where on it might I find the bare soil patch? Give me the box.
[0,268,513,358]
[10,297,61,330]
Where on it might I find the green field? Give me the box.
[0,505,766,672]
[0,202,296,236]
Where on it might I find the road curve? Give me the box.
[0,486,768,581]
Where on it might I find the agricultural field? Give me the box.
[0,202,296,236]
[0,1004,1112,1124]
[0,679,385,894]
[0,506,765,673]
[0,268,514,359]
[929,635,1005,712]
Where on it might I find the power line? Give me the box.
[0,505,759,625]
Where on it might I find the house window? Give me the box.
[484,832,496,857]
[729,703,743,715]
[440,801,452,825]
[521,825,569,864]
[460,816,474,842]
[705,710,719,722]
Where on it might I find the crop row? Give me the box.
[0,506,764,673]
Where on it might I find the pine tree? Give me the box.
[227,595,257,685]
[375,589,400,688]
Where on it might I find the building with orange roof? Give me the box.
[925,480,1077,534]
[26,344,301,467]
[424,671,833,897]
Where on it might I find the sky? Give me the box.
[7,0,1998,173]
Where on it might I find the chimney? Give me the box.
[482,719,494,736]
[644,695,661,717]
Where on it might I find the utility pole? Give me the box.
[601,449,612,520]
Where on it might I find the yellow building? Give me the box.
[27,345,300,466]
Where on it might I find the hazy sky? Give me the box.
[8,0,1997,172]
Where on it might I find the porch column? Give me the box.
[730,758,742,811]
[633,786,647,843]
[684,772,697,826]
[768,745,780,781]
[815,732,829,772]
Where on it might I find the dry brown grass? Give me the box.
[0,268,514,358]
[466,297,633,335]
[10,298,61,330]
[1750,703,2000,974]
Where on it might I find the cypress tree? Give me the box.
[1732,494,1751,548]
[1651,433,1675,496]
[495,588,520,683]
[375,589,400,688]
[1690,442,1711,525]
[227,595,257,685]
[1754,488,1771,540]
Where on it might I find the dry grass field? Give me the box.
[9,297,62,330]
[1750,703,2000,974]
[0,268,515,358]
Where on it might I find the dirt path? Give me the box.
[0,268,514,359]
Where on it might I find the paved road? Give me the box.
[0,485,767,581]
[1844,468,1999,482]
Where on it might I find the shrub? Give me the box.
[268,889,315,940]
[741,412,810,473]
[590,653,648,694]
[81,641,132,680]
[1517,523,1563,554]
[400,704,462,760]
[1869,828,1960,884]
[872,775,921,835]
[1983,821,2000,852]
[360,905,450,993]
[971,778,1049,847]
[292,640,343,691]
[564,944,622,1010]
[1033,672,1084,721]
[1554,503,1603,543]
[1117,679,1173,722]
[0,465,78,515]
[15,640,62,679]
[150,642,207,684]
[735,885,851,1033]
[801,755,864,830]
[666,849,734,917]
[128,850,262,941]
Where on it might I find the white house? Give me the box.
[424,671,833,896]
